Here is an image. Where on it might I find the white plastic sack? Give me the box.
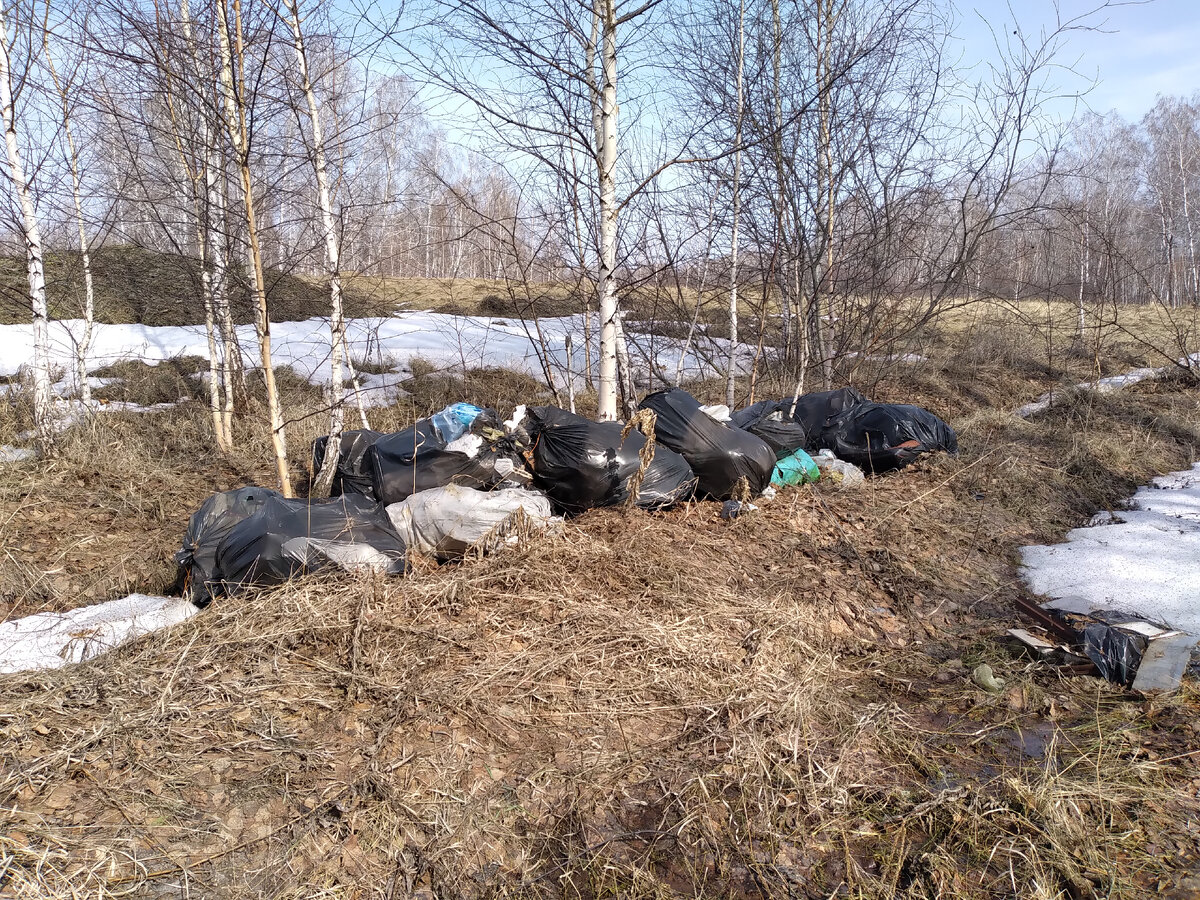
[0,594,199,674]
[386,484,557,559]
[814,449,865,488]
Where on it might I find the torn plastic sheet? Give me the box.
[1081,622,1147,686]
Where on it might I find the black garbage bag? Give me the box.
[786,387,870,448]
[311,429,386,498]
[175,486,281,604]
[208,493,407,600]
[367,422,527,505]
[638,388,776,499]
[825,402,958,473]
[1081,622,1147,686]
[525,406,696,515]
[730,400,811,459]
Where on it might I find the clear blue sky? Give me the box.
[956,0,1200,121]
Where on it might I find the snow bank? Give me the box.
[1021,462,1200,637]
[0,312,757,408]
[0,594,199,674]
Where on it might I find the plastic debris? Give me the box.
[972,663,1006,693]
[386,484,558,560]
[1081,622,1147,686]
[192,493,407,601]
[0,594,199,674]
[771,448,820,487]
[367,408,527,504]
[639,388,776,500]
[176,486,280,601]
[823,403,958,473]
[720,500,758,520]
[813,450,865,488]
[787,387,869,447]
[524,406,696,515]
[311,429,386,498]
[731,400,810,458]
[429,402,486,444]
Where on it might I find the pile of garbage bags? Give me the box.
[176,388,957,602]
[731,387,957,474]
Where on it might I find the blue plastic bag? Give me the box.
[429,403,485,443]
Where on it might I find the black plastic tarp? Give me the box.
[525,406,697,515]
[176,486,280,604]
[824,402,958,473]
[208,493,407,599]
[311,429,386,498]
[638,389,776,499]
[730,400,810,459]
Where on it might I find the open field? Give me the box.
[1,287,1199,898]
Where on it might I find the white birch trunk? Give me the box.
[1078,217,1088,340]
[179,0,232,449]
[284,0,346,497]
[675,197,716,386]
[594,0,622,421]
[41,35,93,405]
[725,0,745,408]
[216,0,291,495]
[1180,144,1198,302]
[207,143,237,442]
[0,8,55,453]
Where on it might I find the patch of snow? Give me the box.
[1016,354,1200,419]
[0,594,200,674]
[1021,461,1200,638]
[0,312,757,411]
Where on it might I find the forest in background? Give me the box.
[1,0,1198,481]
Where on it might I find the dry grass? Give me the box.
[1,482,1195,898]
[2,300,1200,898]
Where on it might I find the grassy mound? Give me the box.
[0,246,401,327]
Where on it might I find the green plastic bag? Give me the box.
[771,448,820,487]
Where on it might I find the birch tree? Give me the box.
[724,0,745,408]
[215,0,292,494]
[0,2,56,453]
[41,6,94,405]
[281,0,351,497]
[416,0,668,420]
